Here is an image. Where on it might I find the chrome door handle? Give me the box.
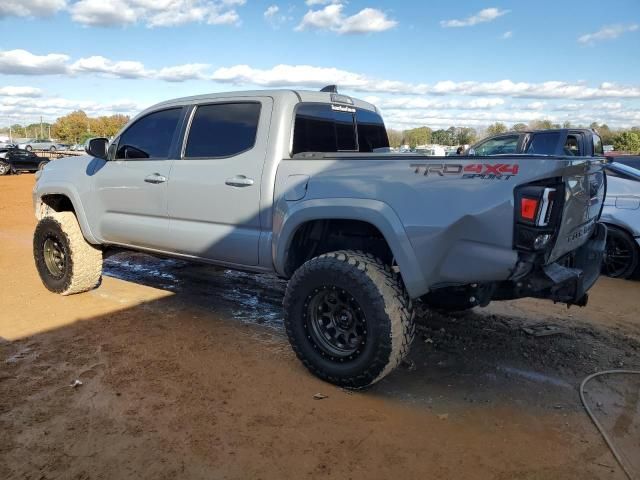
[144,174,167,184]
[225,175,254,187]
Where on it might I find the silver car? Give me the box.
[601,162,640,278]
[17,139,63,151]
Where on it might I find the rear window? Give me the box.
[185,102,260,158]
[292,103,388,155]
[524,132,561,155]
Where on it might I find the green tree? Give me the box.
[529,119,555,130]
[431,129,454,145]
[613,131,640,153]
[486,122,508,136]
[455,127,477,145]
[403,126,432,148]
[386,128,403,148]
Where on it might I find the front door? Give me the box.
[88,107,184,251]
[166,99,272,266]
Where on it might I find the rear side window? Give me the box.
[524,132,561,155]
[185,102,261,158]
[563,135,582,156]
[475,135,519,155]
[292,103,388,154]
[116,108,181,160]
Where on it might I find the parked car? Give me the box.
[69,144,84,151]
[0,148,49,175]
[469,128,605,157]
[600,162,640,279]
[32,88,606,387]
[17,139,64,151]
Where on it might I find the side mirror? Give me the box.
[85,137,108,159]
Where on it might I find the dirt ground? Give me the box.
[1,174,639,479]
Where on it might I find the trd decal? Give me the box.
[410,163,519,180]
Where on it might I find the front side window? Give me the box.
[116,108,181,160]
[184,102,261,158]
[475,135,519,155]
[524,132,562,155]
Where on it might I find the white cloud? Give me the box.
[501,30,512,39]
[578,24,638,45]
[371,97,505,110]
[156,63,209,81]
[296,3,397,34]
[440,8,509,28]
[305,0,339,5]
[69,0,245,27]
[0,86,43,97]
[70,56,149,78]
[264,5,279,17]
[0,49,69,75]
[0,0,66,18]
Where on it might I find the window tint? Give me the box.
[475,135,519,155]
[562,135,581,156]
[593,134,604,156]
[356,109,389,152]
[116,108,181,160]
[524,132,561,155]
[293,104,357,154]
[185,103,261,158]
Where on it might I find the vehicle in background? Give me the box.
[469,128,604,157]
[69,144,84,151]
[17,139,64,152]
[600,162,640,279]
[0,148,48,175]
[606,153,640,171]
[0,141,17,149]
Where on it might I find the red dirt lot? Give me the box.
[1,174,638,479]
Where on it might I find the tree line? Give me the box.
[0,111,129,144]
[387,121,640,153]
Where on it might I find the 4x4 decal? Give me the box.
[410,163,519,180]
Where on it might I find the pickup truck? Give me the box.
[469,128,605,157]
[32,88,607,388]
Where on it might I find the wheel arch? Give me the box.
[35,185,99,244]
[273,198,427,298]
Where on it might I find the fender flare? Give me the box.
[35,183,99,245]
[273,198,427,298]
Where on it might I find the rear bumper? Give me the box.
[517,223,607,305]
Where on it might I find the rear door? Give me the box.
[166,98,272,266]
[88,107,185,250]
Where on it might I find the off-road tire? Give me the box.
[284,250,414,388]
[33,211,103,295]
[0,161,10,175]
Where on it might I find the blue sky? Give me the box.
[0,0,639,130]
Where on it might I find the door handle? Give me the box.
[144,173,167,184]
[225,175,254,187]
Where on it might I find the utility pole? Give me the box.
[40,116,43,139]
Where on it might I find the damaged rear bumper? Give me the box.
[504,223,607,306]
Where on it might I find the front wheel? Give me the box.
[49,146,56,151]
[284,250,414,388]
[602,225,639,279]
[25,145,32,152]
[33,211,103,295]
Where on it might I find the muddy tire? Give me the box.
[33,211,103,295]
[0,161,10,175]
[284,250,414,388]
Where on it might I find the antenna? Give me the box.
[320,85,338,93]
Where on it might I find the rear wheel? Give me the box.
[284,250,414,388]
[0,161,10,175]
[602,225,639,279]
[25,145,32,152]
[49,145,56,151]
[33,211,103,295]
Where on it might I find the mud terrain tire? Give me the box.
[33,211,102,295]
[284,250,414,388]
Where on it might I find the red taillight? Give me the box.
[520,197,539,221]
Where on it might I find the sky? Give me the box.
[0,0,639,131]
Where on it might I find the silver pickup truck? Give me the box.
[32,87,607,387]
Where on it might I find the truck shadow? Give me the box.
[102,251,640,412]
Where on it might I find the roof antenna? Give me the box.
[320,85,338,93]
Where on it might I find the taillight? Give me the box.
[514,183,564,254]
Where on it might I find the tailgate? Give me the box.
[547,159,605,263]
